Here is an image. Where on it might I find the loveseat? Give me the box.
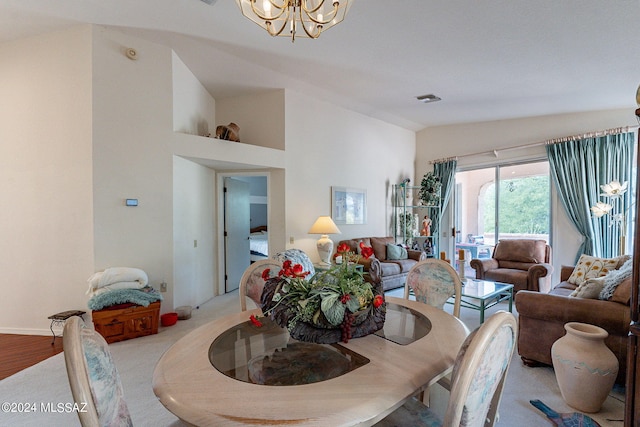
[337,236,426,291]
[470,239,553,293]
[515,258,632,384]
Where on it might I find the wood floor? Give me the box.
[0,334,63,381]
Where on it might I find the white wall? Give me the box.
[217,90,285,150]
[172,51,216,136]
[0,26,94,333]
[173,156,215,307]
[91,26,176,312]
[416,108,637,282]
[171,52,218,307]
[284,90,416,262]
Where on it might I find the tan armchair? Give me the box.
[469,239,552,293]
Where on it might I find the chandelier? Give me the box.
[235,0,353,42]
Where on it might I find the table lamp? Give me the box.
[308,216,341,265]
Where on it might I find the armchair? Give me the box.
[469,239,552,293]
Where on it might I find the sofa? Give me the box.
[470,239,553,293]
[516,259,632,384]
[337,236,426,291]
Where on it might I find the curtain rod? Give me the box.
[429,125,637,164]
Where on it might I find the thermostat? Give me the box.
[125,199,138,207]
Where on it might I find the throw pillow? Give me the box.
[570,277,606,299]
[386,244,408,260]
[611,277,632,305]
[567,254,619,286]
[599,257,633,300]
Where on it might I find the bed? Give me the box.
[250,226,269,262]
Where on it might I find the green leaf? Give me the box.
[346,296,360,313]
[321,294,345,325]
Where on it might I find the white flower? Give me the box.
[600,180,628,198]
[590,202,613,218]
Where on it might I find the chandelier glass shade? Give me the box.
[235,0,353,41]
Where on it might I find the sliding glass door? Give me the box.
[455,161,550,255]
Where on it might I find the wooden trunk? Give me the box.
[92,302,160,344]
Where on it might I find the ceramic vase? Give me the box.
[551,322,618,413]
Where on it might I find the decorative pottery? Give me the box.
[551,322,618,413]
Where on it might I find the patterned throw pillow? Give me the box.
[567,254,619,286]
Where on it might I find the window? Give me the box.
[455,161,550,249]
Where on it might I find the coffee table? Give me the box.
[451,279,513,323]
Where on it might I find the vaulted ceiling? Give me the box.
[2,0,639,131]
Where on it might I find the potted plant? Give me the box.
[419,172,441,206]
[253,245,386,344]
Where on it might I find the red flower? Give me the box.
[279,262,309,278]
[249,314,263,327]
[372,295,384,308]
[359,242,374,259]
[337,243,350,254]
[261,268,271,281]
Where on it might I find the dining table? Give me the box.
[152,296,469,426]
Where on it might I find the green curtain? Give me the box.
[546,132,634,260]
[432,159,458,239]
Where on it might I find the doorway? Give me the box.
[221,174,269,294]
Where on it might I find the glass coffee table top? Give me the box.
[455,279,514,323]
[460,279,512,298]
[208,302,431,385]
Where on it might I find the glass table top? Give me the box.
[460,279,513,299]
[208,302,432,386]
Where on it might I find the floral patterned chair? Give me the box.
[273,249,316,276]
[376,311,517,427]
[239,259,283,311]
[404,258,462,318]
[63,316,132,427]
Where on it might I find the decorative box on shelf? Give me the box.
[92,301,160,344]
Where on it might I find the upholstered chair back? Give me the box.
[239,259,283,311]
[63,316,132,427]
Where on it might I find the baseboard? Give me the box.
[0,327,52,336]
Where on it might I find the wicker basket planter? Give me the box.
[261,277,386,344]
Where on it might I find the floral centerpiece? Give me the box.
[590,179,630,254]
[252,244,386,344]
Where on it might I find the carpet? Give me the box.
[0,290,626,426]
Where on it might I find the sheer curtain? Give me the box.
[432,159,458,238]
[546,132,634,259]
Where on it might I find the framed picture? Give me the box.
[332,187,367,225]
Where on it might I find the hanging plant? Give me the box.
[419,172,442,206]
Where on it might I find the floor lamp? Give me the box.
[308,216,341,265]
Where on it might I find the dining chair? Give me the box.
[63,316,132,427]
[403,258,464,402]
[376,310,518,427]
[239,259,283,311]
[404,258,462,318]
[273,248,316,276]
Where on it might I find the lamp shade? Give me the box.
[308,216,341,235]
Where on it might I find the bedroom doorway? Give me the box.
[224,177,250,293]
[222,174,269,294]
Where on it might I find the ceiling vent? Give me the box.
[416,94,441,104]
